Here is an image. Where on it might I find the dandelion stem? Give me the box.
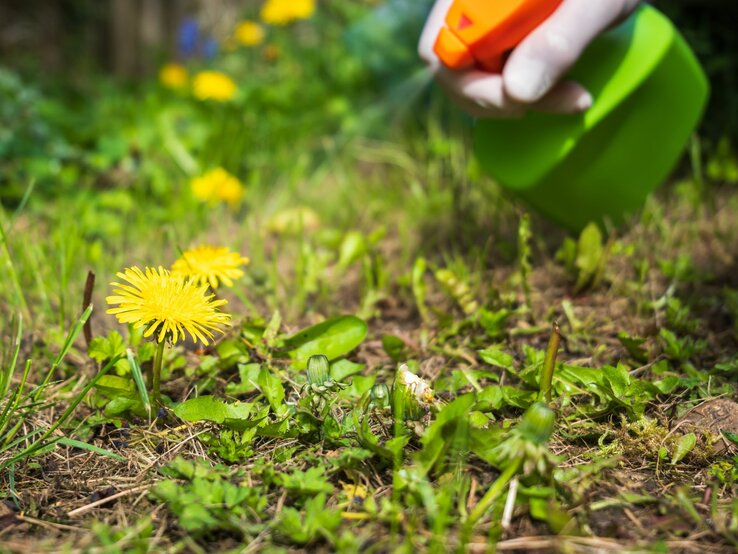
[152,340,165,409]
[539,321,561,404]
[465,457,522,529]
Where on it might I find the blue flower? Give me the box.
[178,18,199,58]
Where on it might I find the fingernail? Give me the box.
[576,92,593,112]
[504,57,553,102]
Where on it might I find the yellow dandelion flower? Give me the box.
[171,245,250,289]
[192,70,237,101]
[341,482,368,502]
[235,20,265,46]
[260,0,315,25]
[291,0,316,19]
[106,266,231,345]
[159,63,188,90]
[190,167,244,207]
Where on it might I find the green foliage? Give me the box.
[89,517,154,554]
[556,222,609,292]
[0,68,71,203]
[517,213,533,312]
[173,396,256,426]
[3,1,738,550]
[434,268,478,316]
[88,330,129,374]
[706,137,738,184]
[1,308,117,472]
[257,365,288,417]
[276,493,342,545]
[277,466,334,497]
[284,315,368,369]
[671,432,697,465]
[152,458,267,536]
[202,428,258,462]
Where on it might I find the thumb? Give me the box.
[503,0,640,103]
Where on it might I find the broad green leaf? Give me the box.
[96,374,136,394]
[104,395,141,417]
[670,432,696,464]
[263,310,282,349]
[478,348,514,369]
[417,394,475,475]
[339,375,375,398]
[174,396,253,425]
[338,231,367,269]
[475,385,536,410]
[329,359,365,381]
[284,315,368,369]
[475,386,504,411]
[721,430,738,446]
[225,363,262,396]
[381,334,406,361]
[601,365,631,398]
[617,332,648,363]
[257,366,286,415]
[575,222,604,291]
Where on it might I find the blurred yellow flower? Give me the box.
[192,71,237,101]
[235,20,265,46]
[159,63,188,90]
[106,266,230,344]
[261,0,316,25]
[191,168,244,206]
[266,206,320,235]
[172,245,250,289]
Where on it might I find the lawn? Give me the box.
[2,1,738,553]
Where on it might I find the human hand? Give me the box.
[418,0,641,118]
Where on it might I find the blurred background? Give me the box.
[0,0,736,208]
[1,0,738,352]
[0,0,735,129]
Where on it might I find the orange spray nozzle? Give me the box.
[433,0,563,73]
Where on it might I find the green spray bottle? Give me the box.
[434,1,709,230]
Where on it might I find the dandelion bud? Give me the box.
[306,354,330,386]
[369,383,390,409]
[517,402,555,446]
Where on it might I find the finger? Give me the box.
[418,0,455,66]
[532,80,592,114]
[437,68,527,118]
[504,0,640,103]
[449,91,526,119]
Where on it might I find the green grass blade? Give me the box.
[0,354,119,471]
[9,179,36,230]
[126,348,151,418]
[0,209,29,316]
[36,304,94,400]
[0,359,33,440]
[0,314,22,400]
[57,438,126,462]
[2,427,45,453]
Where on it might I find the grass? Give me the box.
[3,3,738,552]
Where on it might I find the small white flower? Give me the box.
[398,364,434,404]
